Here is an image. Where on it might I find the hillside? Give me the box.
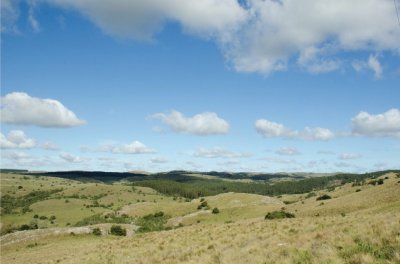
[1,171,399,263]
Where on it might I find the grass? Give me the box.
[1,172,399,263]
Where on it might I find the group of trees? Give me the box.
[130,170,397,199]
[1,189,63,215]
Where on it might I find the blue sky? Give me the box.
[1,0,400,173]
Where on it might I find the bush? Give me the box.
[154,211,164,217]
[212,208,220,214]
[377,179,384,185]
[316,194,332,201]
[110,225,126,236]
[137,213,169,233]
[265,210,295,220]
[198,201,209,210]
[92,227,101,236]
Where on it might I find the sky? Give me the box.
[1,0,400,173]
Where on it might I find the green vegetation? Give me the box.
[316,194,332,201]
[74,213,133,227]
[131,170,398,199]
[92,227,102,236]
[1,171,399,264]
[265,210,295,220]
[110,225,126,236]
[1,189,63,214]
[212,208,220,214]
[136,212,169,233]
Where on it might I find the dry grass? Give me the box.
[1,172,399,263]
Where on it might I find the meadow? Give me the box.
[1,171,399,263]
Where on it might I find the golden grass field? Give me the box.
[1,172,399,263]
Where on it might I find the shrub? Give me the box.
[355,189,361,192]
[316,194,332,201]
[197,200,210,210]
[18,186,23,189]
[49,215,56,221]
[154,211,164,217]
[265,210,295,220]
[110,225,126,236]
[212,208,220,214]
[137,213,169,233]
[92,227,101,236]
[377,179,384,185]
[39,216,48,220]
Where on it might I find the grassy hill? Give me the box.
[1,171,399,263]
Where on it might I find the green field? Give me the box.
[1,171,400,263]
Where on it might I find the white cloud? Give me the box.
[276,147,300,156]
[352,54,383,79]
[352,108,400,138]
[28,0,40,32]
[8,0,398,74]
[339,153,362,160]
[1,150,57,167]
[41,0,247,41]
[0,130,36,149]
[194,147,251,159]
[224,0,400,74]
[81,141,155,154]
[255,119,335,140]
[150,157,168,163]
[39,142,59,150]
[0,92,86,127]
[217,160,240,166]
[59,152,90,163]
[152,110,229,135]
[368,54,383,79]
[0,0,20,33]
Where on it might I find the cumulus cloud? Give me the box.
[339,153,362,160]
[0,130,36,149]
[1,150,56,167]
[352,108,400,138]
[95,141,155,154]
[59,152,90,163]
[0,92,86,127]
[7,0,399,74]
[151,110,229,135]
[255,119,335,140]
[194,147,251,159]
[276,147,300,156]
